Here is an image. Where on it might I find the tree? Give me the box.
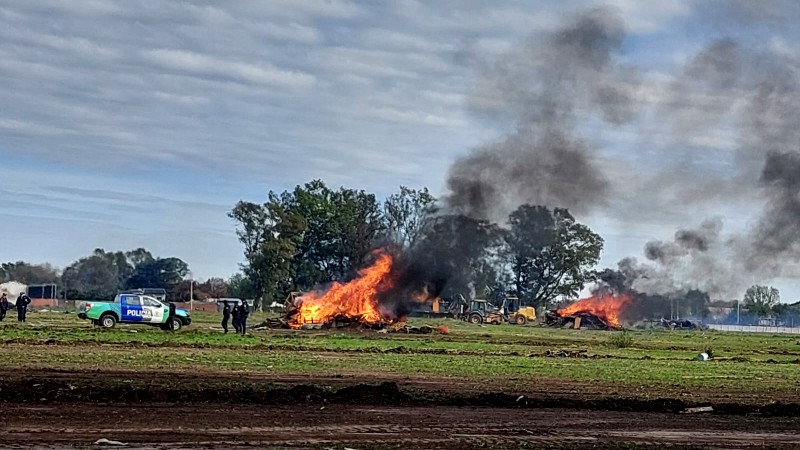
[228,273,255,299]
[126,257,189,298]
[281,180,384,284]
[230,194,306,306]
[61,252,120,300]
[743,284,780,317]
[383,186,437,249]
[0,261,60,285]
[59,248,159,299]
[173,277,229,301]
[230,180,387,306]
[504,205,603,308]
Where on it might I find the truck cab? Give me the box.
[78,294,191,330]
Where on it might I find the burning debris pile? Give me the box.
[260,250,440,332]
[544,293,632,330]
[287,252,395,329]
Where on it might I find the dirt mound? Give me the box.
[332,381,411,405]
[0,369,794,417]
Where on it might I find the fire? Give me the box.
[289,251,395,328]
[557,293,633,328]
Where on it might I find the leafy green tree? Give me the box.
[279,180,384,284]
[382,186,437,249]
[231,180,386,305]
[228,273,255,299]
[126,257,189,298]
[230,195,306,306]
[504,205,603,308]
[743,284,780,317]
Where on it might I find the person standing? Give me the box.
[231,301,241,334]
[16,292,31,322]
[221,301,231,334]
[0,293,8,321]
[239,300,249,335]
[167,302,177,331]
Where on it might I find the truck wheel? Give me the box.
[170,318,183,331]
[469,314,483,325]
[100,314,117,329]
[515,315,528,325]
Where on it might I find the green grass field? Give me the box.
[3,309,800,403]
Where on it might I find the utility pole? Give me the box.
[188,270,194,312]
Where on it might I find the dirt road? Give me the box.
[3,368,800,449]
[3,403,800,449]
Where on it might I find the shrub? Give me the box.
[608,331,634,348]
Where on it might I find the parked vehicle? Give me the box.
[78,294,191,330]
[466,297,537,325]
[118,288,167,303]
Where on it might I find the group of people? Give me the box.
[221,300,249,335]
[0,292,32,322]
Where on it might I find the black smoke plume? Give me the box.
[445,8,638,222]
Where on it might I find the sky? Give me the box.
[2,1,800,300]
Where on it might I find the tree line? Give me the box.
[1,248,233,301]
[230,180,604,308]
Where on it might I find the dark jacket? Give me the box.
[239,301,250,318]
[222,303,231,318]
[0,296,8,310]
[16,294,30,310]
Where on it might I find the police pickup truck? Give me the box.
[78,293,191,331]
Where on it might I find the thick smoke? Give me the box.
[445,8,638,222]
[409,5,800,312]
[644,30,800,293]
[442,5,800,304]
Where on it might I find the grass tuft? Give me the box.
[608,331,634,348]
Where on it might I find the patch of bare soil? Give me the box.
[3,404,800,449]
[3,368,800,448]
[0,368,797,414]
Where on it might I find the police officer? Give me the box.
[0,292,8,321]
[16,292,31,322]
[221,301,231,334]
[231,301,241,333]
[239,300,249,335]
[167,302,177,331]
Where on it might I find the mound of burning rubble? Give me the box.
[543,293,632,330]
[543,310,619,330]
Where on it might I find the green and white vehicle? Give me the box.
[78,293,191,331]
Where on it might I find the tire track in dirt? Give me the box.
[4,405,800,449]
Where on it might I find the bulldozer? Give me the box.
[500,295,537,325]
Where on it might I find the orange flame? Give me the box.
[557,293,633,328]
[289,252,395,328]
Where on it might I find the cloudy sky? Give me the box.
[2,1,800,299]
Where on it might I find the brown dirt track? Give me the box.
[3,369,800,449]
